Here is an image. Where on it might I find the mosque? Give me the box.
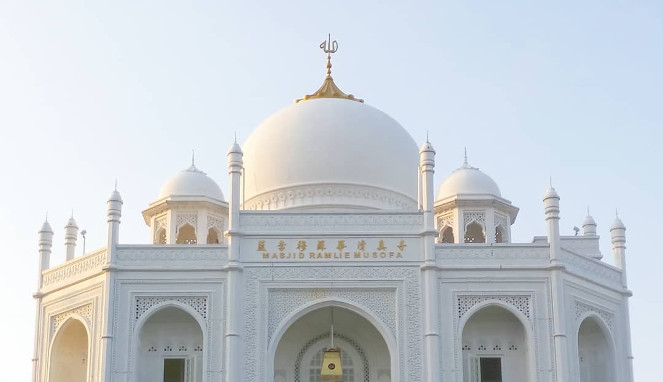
[32,37,634,382]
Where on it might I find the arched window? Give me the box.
[440,226,454,243]
[206,228,220,244]
[495,226,505,243]
[308,347,355,382]
[464,221,485,243]
[155,228,167,244]
[176,224,197,244]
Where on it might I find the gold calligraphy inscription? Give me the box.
[257,239,408,260]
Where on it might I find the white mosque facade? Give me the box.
[32,46,634,382]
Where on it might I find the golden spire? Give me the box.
[296,34,364,103]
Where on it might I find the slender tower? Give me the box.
[543,185,570,381]
[64,215,78,261]
[419,140,441,382]
[225,141,244,381]
[99,186,123,381]
[611,214,634,381]
[32,218,53,382]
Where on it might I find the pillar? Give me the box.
[543,186,570,382]
[420,141,440,382]
[611,215,634,381]
[64,215,78,261]
[225,141,244,381]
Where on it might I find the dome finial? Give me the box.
[296,35,364,103]
[463,147,468,166]
[191,149,195,167]
[322,33,337,78]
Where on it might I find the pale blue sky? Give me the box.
[0,1,661,380]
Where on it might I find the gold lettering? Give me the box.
[337,240,346,251]
[297,240,308,251]
[278,240,286,252]
[357,240,366,251]
[262,253,269,259]
[354,251,361,258]
[257,240,266,251]
[317,240,326,250]
[397,239,407,251]
[377,239,387,251]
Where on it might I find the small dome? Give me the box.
[158,164,224,201]
[611,216,626,230]
[436,162,501,201]
[39,220,53,234]
[242,98,418,210]
[582,214,597,227]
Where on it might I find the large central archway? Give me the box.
[273,304,392,382]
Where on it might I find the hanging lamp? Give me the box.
[321,307,343,381]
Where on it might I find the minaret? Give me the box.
[610,213,634,381]
[107,186,123,254]
[543,186,561,262]
[38,218,53,273]
[610,214,627,286]
[419,140,440,382]
[225,140,244,382]
[99,185,123,382]
[64,214,78,261]
[582,210,597,236]
[33,217,53,382]
[543,185,570,382]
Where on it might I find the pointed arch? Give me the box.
[206,227,220,244]
[440,226,454,243]
[48,317,90,382]
[132,301,208,382]
[458,301,536,382]
[268,299,397,382]
[464,221,485,243]
[176,223,197,244]
[576,314,616,382]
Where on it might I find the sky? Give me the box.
[0,0,661,380]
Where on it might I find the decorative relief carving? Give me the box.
[457,295,532,320]
[435,246,549,260]
[176,212,197,230]
[267,288,396,342]
[135,296,208,320]
[463,212,485,228]
[437,213,454,229]
[155,215,168,233]
[116,246,227,262]
[244,266,420,382]
[206,215,224,231]
[561,250,622,288]
[244,184,418,211]
[575,301,614,331]
[41,248,107,288]
[494,213,508,229]
[240,212,423,230]
[51,303,93,336]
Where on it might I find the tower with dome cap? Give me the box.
[32,38,634,382]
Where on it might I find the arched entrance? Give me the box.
[135,306,204,382]
[577,316,615,382]
[273,305,391,382]
[461,305,531,382]
[49,318,89,382]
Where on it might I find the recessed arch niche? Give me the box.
[273,305,391,382]
[48,318,89,382]
[577,315,615,382]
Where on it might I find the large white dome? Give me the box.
[436,162,501,201]
[158,165,224,202]
[242,98,419,210]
